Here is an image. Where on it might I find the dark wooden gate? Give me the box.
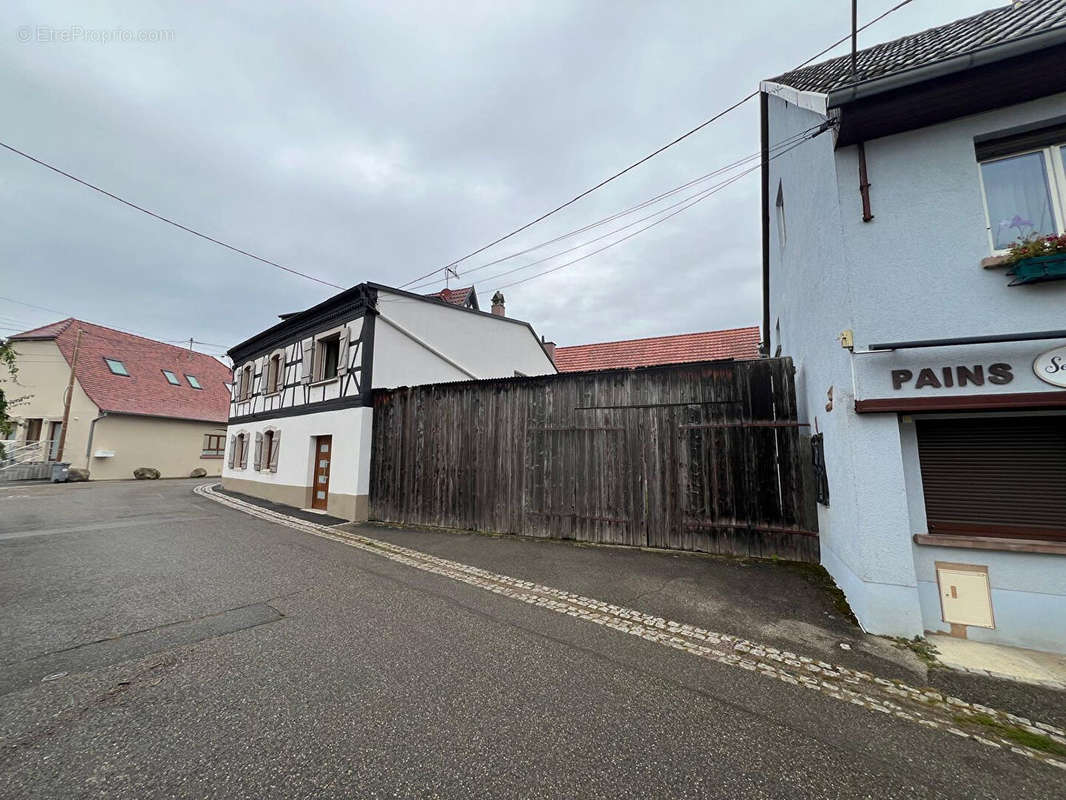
[369,358,818,562]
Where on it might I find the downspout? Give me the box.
[85,412,108,467]
[760,90,771,355]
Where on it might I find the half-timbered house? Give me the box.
[222,282,556,520]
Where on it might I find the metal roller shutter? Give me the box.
[916,415,1066,541]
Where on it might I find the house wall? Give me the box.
[223,406,373,521]
[222,288,555,520]
[767,90,1066,650]
[89,415,228,480]
[372,290,557,388]
[4,339,99,467]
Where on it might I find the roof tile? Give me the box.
[554,327,761,373]
[9,319,231,423]
[770,0,1066,95]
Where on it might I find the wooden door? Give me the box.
[312,435,332,510]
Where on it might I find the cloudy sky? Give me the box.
[1,0,998,358]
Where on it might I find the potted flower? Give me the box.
[1004,233,1066,286]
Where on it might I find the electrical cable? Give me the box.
[401,0,915,287]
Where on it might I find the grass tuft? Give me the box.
[955,713,1066,756]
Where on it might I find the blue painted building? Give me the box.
[761,1,1066,653]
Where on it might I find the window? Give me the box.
[979,143,1066,251]
[25,418,43,442]
[162,369,180,385]
[775,181,787,249]
[263,430,274,468]
[239,364,253,399]
[202,434,226,457]
[235,433,246,468]
[916,416,1065,542]
[266,353,282,393]
[185,374,202,390]
[317,335,340,381]
[104,358,129,376]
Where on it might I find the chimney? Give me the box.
[541,335,556,364]
[491,291,505,316]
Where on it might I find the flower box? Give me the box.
[1006,252,1066,286]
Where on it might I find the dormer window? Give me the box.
[162,369,180,385]
[104,358,129,376]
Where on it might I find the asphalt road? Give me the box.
[0,479,1061,799]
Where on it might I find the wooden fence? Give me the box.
[369,358,819,562]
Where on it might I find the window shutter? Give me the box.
[274,349,285,391]
[243,363,254,399]
[227,435,236,468]
[253,431,263,471]
[301,337,314,384]
[338,326,350,375]
[269,430,281,472]
[239,435,249,469]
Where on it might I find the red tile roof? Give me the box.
[10,319,232,423]
[424,286,478,309]
[553,327,761,373]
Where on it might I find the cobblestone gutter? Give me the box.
[196,483,1066,772]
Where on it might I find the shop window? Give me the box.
[916,416,1066,542]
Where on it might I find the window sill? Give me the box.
[913,533,1066,556]
[309,377,339,387]
[980,254,1011,269]
[264,390,282,398]
[200,454,224,459]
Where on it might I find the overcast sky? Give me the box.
[1,0,999,357]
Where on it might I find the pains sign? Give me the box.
[1033,345,1066,388]
[890,363,1013,391]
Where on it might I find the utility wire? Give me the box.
[403,124,823,293]
[490,132,820,292]
[403,0,915,288]
[0,294,231,355]
[0,143,345,291]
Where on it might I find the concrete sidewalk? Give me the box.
[349,521,1066,728]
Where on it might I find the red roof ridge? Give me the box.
[556,326,760,350]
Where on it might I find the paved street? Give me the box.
[1,480,1063,798]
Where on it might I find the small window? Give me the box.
[263,430,274,466]
[202,434,225,457]
[162,369,180,385]
[239,364,253,399]
[267,353,283,393]
[318,335,340,381]
[185,374,202,390]
[104,358,129,376]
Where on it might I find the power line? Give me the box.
[491,132,821,292]
[0,294,231,356]
[0,142,345,291]
[403,124,823,293]
[402,0,916,288]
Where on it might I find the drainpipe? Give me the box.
[760,90,771,355]
[85,412,108,467]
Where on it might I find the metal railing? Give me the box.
[0,439,57,470]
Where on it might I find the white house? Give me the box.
[761,2,1066,653]
[222,282,556,520]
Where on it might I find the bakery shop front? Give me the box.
[851,334,1066,651]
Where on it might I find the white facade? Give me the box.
[222,284,555,520]
[765,83,1066,652]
